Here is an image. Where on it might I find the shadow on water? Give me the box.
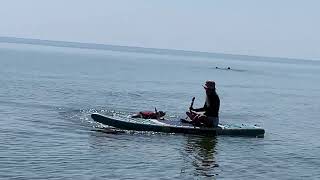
[180,135,219,178]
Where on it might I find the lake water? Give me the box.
[1,42,320,179]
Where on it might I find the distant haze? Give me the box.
[0,0,319,60]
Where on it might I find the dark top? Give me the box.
[193,92,220,117]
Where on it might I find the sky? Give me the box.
[0,0,319,60]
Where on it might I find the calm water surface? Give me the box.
[1,43,320,179]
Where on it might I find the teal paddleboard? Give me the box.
[91,113,265,137]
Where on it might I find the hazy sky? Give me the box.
[0,0,319,59]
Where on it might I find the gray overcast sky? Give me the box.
[0,0,319,60]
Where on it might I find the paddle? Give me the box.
[181,97,195,123]
[189,97,195,112]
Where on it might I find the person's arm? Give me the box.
[191,103,207,112]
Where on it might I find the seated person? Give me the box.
[186,80,220,127]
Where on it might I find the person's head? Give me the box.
[157,111,166,117]
[203,80,216,95]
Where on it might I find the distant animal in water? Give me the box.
[215,66,231,70]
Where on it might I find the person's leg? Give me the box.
[186,112,202,126]
[186,111,197,120]
[196,115,208,127]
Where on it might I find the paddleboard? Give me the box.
[91,113,265,137]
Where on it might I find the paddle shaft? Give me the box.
[190,97,195,112]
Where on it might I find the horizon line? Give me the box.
[0,36,316,62]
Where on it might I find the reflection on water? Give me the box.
[180,135,219,178]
